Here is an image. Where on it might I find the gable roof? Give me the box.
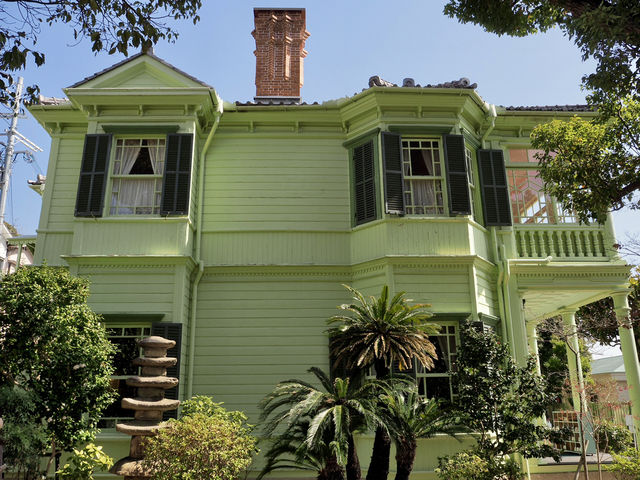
[68,51,212,89]
[592,355,625,375]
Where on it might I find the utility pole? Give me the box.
[0,77,42,273]
[0,77,23,229]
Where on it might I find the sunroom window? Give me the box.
[401,139,445,215]
[99,325,151,429]
[507,148,576,224]
[109,138,165,215]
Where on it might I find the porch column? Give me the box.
[526,321,541,375]
[561,309,586,412]
[613,292,640,435]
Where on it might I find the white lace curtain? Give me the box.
[114,142,165,213]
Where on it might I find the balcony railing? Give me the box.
[514,225,610,260]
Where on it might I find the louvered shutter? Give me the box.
[161,134,193,215]
[353,140,377,225]
[75,134,111,217]
[382,132,405,215]
[444,135,471,216]
[478,149,512,226]
[151,322,182,420]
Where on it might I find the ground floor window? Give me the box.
[98,325,151,429]
[366,322,459,402]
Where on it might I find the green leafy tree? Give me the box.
[259,367,383,480]
[443,1,640,222]
[443,1,640,100]
[531,98,640,223]
[144,412,257,480]
[0,0,202,103]
[377,385,459,480]
[327,285,439,480]
[453,324,567,478]
[0,386,48,479]
[0,266,115,475]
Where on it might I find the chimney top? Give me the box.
[252,8,310,104]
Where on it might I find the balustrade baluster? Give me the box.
[566,231,575,257]
[518,231,526,257]
[575,231,584,257]
[586,231,595,256]
[530,231,539,257]
[556,231,565,257]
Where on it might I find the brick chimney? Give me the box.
[252,8,309,104]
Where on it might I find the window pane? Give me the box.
[111,337,140,376]
[429,335,450,373]
[508,169,555,224]
[424,377,451,400]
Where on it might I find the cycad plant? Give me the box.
[378,384,460,480]
[259,367,384,480]
[327,285,439,480]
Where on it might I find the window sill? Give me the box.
[352,215,488,234]
[75,216,194,227]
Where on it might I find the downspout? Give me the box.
[492,228,508,343]
[481,103,497,149]
[500,243,516,353]
[186,99,222,398]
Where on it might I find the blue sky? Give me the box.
[4,0,638,240]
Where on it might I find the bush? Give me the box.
[436,451,523,480]
[596,421,633,454]
[180,395,249,425]
[436,452,490,480]
[56,443,113,480]
[144,412,257,480]
[607,448,640,480]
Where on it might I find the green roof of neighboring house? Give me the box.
[592,355,625,375]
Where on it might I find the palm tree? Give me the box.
[327,285,439,480]
[257,420,345,480]
[259,367,383,480]
[378,384,460,480]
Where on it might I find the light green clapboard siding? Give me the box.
[192,275,350,421]
[201,136,350,232]
[78,267,178,320]
[476,267,498,316]
[201,231,350,265]
[45,137,85,231]
[71,220,192,256]
[351,220,475,265]
[394,266,471,313]
[35,232,72,265]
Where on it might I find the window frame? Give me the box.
[98,323,152,430]
[464,145,482,224]
[399,136,449,217]
[105,136,167,217]
[505,148,577,225]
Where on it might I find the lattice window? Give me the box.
[401,139,445,215]
[110,138,165,215]
[507,149,576,224]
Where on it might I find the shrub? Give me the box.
[436,452,490,480]
[56,443,113,480]
[436,451,523,480]
[144,412,257,480]
[180,395,249,425]
[607,448,640,480]
[596,421,633,454]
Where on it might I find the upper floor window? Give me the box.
[401,139,445,215]
[507,148,576,224]
[351,132,473,226]
[110,138,165,215]
[74,133,193,218]
[465,146,478,222]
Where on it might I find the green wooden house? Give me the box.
[28,8,639,479]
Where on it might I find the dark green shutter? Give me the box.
[353,140,377,225]
[75,134,111,217]
[478,149,512,226]
[444,135,471,216]
[161,134,193,216]
[151,322,182,420]
[382,132,405,215]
